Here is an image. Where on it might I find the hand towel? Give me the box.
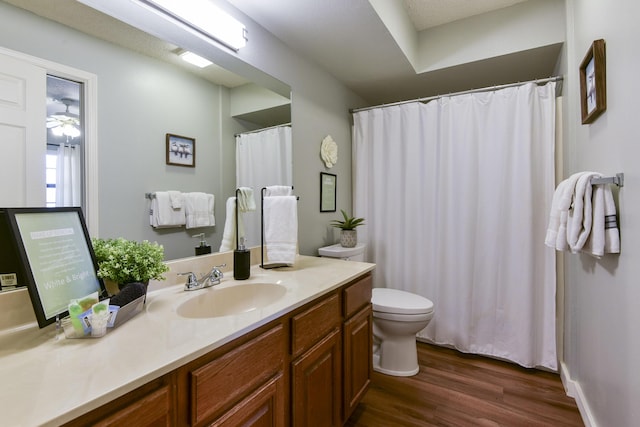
[150,191,185,228]
[168,190,183,209]
[265,186,293,197]
[219,197,246,252]
[184,192,215,229]
[263,196,297,265]
[545,172,584,251]
[582,181,620,257]
[603,186,621,254]
[567,172,600,253]
[237,187,256,212]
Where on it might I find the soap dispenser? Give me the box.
[193,233,211,256]
[234,237,251,280]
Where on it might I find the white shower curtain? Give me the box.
[236,125,293,247]
[55,144,81,207]
[353,82,558,370]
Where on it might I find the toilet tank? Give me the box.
[318,243,365,261]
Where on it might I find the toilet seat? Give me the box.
[372,288,434,315]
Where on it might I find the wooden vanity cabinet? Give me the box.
[64,272,373,427]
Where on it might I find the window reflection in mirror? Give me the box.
[46,75,84,209]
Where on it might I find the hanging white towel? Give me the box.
[265,186,293,197]
[168,190,183,209]
[567,172,601,253]
[219,197,246,252]
[150,191,186,228]
[237,187,256,212]
[545,172,584,251]
[263,196,297,266]
[582,180,620,258]
[184,192,215,229]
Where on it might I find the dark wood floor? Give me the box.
[345,342,583,427]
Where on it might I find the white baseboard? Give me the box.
[560,360,597,427]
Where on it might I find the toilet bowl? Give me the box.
[372,288,434,377]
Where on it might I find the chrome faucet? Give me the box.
[179,264,226,291]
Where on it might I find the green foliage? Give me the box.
[92,237,169,284]
[330,209,365,230]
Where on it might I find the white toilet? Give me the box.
[317,243,435,377]
[371,288,434,376]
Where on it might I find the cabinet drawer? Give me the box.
[291,293,340,358]
[190,324,285,427]
[93,385,171,427]
[343,274,372,318]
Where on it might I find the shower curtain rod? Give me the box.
[350,76,563,114]
[235,122,291,138]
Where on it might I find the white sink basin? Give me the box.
[176,283,287,319]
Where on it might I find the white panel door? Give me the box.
[0,52,46,206]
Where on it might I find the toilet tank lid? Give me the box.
[318,243,365,258]
[372,288,434,315]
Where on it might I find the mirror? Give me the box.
[1,1,291,269]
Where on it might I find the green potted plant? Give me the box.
[92,237,169,294]
[330,209,365,248]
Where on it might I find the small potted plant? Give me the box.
[330,209,365,248]
[92,237,169,294]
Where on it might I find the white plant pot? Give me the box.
[340,229,357,248]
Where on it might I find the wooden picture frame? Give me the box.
[166,133,196,167]
[580,39,606,124]
[320,172,336,212]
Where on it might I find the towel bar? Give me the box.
[591,173,624,187]
[145,192,156,199]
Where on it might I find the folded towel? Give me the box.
[150,191,185,228]
[168,190,183,209]
[237,187,256,212]
[545,172,583,251]
[263,196,297,266]
[184,192,215,229]
[567,172,601,253]
[582,180,620,257]
[219,197,245,252]
[265,186,293,197]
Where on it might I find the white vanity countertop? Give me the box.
[0,255,374,427]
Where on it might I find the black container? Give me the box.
[233,248,251,280]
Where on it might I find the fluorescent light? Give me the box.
[139,0,247,51]
[179,51,213,68]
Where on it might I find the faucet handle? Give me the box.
[210,264,226,280]
[178,272,198,290]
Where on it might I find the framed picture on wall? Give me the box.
[320,172,336,212]
[166,133,196,167]
[579,39,606,124]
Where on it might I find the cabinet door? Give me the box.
[211,373,285,427]
[292,328,342,427]
[343,305,372,422]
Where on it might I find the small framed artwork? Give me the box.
[320,172,337,212]
[579,39,606,124]
[166,133,196,167]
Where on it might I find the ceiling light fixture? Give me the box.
[179,50,213,68]
[136,0,248,51]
